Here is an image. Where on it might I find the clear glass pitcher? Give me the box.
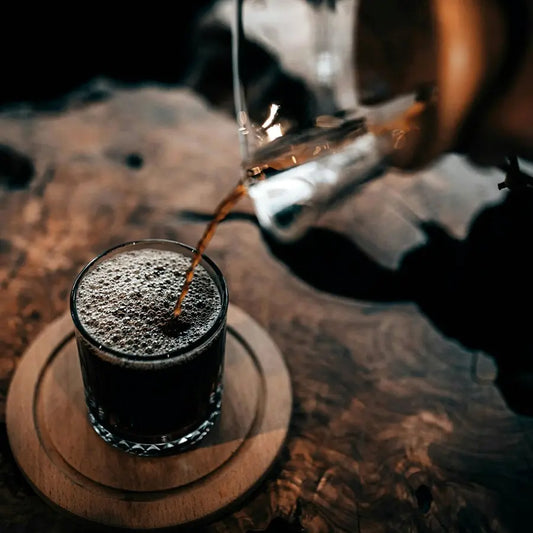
[232,0,533,241]
[232,0,436,242]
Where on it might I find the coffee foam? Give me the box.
[76,249,222,358]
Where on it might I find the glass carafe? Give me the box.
[232,0,436,242]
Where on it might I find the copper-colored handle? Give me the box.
[356,0,533,167]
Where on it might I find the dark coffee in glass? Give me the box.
[70,240,228,456]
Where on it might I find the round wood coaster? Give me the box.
[6,305,291,530]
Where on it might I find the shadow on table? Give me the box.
[182,188,533,416]
[261,189,533,417]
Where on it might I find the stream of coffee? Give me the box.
[172,128,351,317]
[173,182,247,317]
[173,131,373,316]
[172,130,355,318]
[173,102,426,317]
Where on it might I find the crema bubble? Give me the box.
[76,249,222,357]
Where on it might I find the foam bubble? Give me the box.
[76,249,222,357]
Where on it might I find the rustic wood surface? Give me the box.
[1,85,533,533]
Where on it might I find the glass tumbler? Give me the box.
[70,240,228,457]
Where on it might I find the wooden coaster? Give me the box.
[6,305,291,530]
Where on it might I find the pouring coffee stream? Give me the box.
[172,112,395,316]
[172,103,427,316]
[173,182,248,317]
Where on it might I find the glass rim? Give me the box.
[70,239,229,363]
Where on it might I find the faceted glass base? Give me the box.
[87,386,223,457]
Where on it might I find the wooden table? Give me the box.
[1,85,533,533]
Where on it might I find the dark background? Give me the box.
[0,3,219,110]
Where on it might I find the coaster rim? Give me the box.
[34,329,260,493]
[6,304,291,530]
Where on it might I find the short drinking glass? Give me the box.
[70,240,228,457]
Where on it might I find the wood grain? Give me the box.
[1,83,533,533]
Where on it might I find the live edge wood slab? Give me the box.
[1,86,533,532]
